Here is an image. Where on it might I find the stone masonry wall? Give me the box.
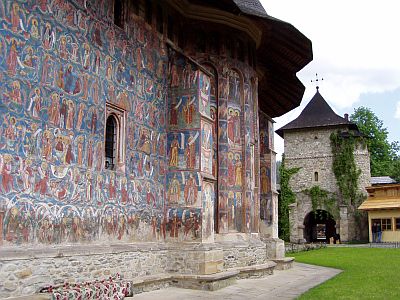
[285,127,370,242]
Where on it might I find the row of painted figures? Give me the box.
[1,202,202,245]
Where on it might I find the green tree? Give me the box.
[278,158,300,241]
[350,107,400,180]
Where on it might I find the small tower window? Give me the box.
[105,103,126,171]
[314,171,319,182]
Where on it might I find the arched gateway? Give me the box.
[304,210,336,243]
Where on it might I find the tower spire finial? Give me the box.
[311,73,323,91]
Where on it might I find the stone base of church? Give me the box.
[261,237,285,260]
[0,238,281,298]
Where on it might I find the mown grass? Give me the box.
[293,247,400,299]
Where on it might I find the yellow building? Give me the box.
[359,184,400,242]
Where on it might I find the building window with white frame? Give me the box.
[105,103,126,171]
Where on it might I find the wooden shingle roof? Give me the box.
[276,89,358,137]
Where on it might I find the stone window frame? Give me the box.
[105,102,126,172]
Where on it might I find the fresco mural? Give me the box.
[0,0,271,247]
[259,112,273,225]
[0,0,194,245]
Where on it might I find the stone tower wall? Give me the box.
[284,127,370,242]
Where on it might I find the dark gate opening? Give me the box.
[304,210,336,243]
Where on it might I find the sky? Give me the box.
[260,0,400,159]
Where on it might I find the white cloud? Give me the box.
[262,0,400,157]
[261,0,400,110]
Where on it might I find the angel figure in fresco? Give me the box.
[168,175,181,205]
[184,174,198,206]
[169,134,179,167]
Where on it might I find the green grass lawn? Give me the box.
[293,247,400,299]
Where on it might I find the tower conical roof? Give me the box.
[276,90,358,137]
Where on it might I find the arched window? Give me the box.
[314,171,319,182]
[105,115,117,170]
[105,103,126,171]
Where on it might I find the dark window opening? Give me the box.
[114,0,123,28]
[105,115,117,170]
[145,0,152,25]
[314,172,319,182]
[396,218,400,230]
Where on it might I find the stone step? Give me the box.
[272,257,295,270]
[234,261,277,278]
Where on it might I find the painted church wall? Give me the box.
[0,0,270,247]
[166,49,216,242]
[0,0,178,247]
[259,112,274,231]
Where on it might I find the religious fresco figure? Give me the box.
[42,130,52,161]
[82,43,91,70]
[183,96,195,125]
[65,100,75,130]
[234,155,242,187]
[9,80,23,104]
[169,135,179,167]
[76,136,84,165]
[184,174,198,206]
[42,22,55,50]
[58,36,69,59]
[35,162,49,196]
[76,103,86,130]
[137,128,151,155]
[0,154,14,193]
[168,175,181,205]
[260,167,271,194]
[30,19,39,39]
[169,97,179,126]
[28,88,42,119]
[49,93,60,125]
[185,134,196,169]
[10,2,22,33]
[87,139,93,168]
[169,210,180,238]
